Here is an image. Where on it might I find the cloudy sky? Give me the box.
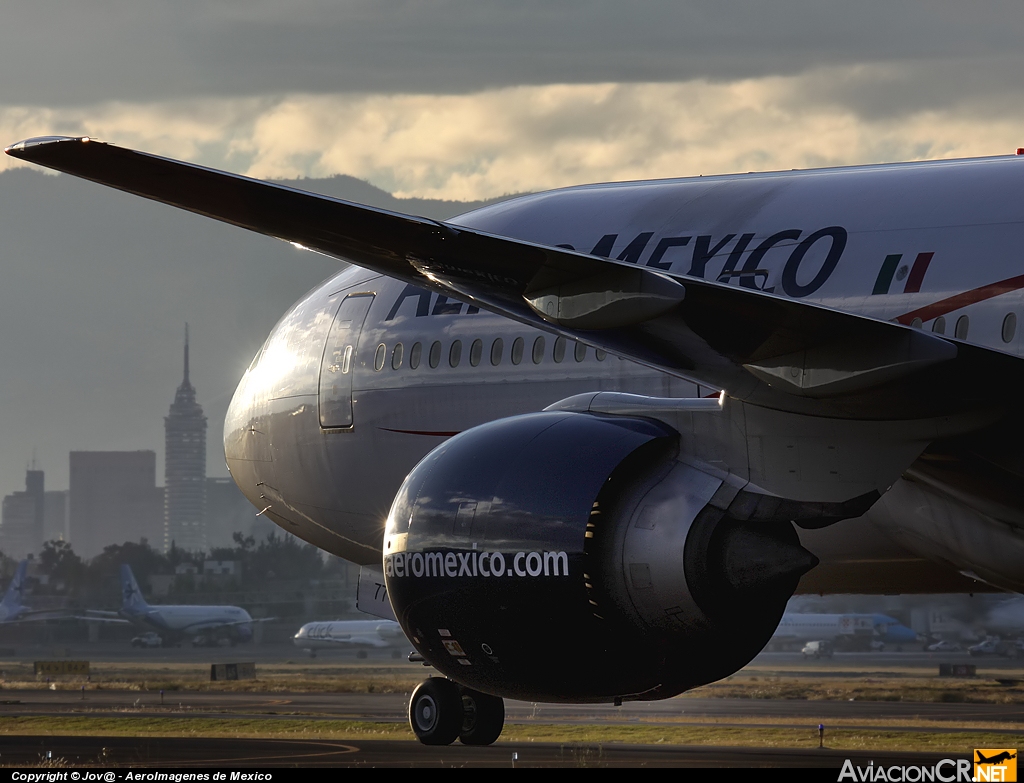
[1,3,1023,527]
[4,2,1024,199]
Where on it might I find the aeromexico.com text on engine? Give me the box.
[385,549,570,579]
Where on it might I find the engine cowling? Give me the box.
[383,411,817,702]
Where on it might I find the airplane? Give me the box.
[977,596,1024,637]
[0,560,67,624]
[87,565,260,646]
[6,136,1024,747]
[0,561,31,623]
[292,618,406,657]
[772,613,918,648]
[976,751,1017,765]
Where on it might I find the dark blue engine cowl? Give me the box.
[383,410,815,703]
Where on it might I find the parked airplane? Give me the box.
[293,619,406,657]
[980,596,1024,637]
[0,560,66,624]
[773,613,918,648]
[88,565,259,646]
[8,136,1024,747]
[0,561,31,624]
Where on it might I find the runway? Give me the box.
[0,735,974,768]
[0,646,1018,766]
[3,687,1024,725]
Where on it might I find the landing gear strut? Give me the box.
[408,678,505,746]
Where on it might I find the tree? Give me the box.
[86,540,171,602]
[38,539,83,590]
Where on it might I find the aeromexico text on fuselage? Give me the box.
[386,227,849,320]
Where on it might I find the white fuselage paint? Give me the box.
[126,604,253,639]
[223,157,1024,594]
[292,619,405,650]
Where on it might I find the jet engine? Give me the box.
[384,410,818,704]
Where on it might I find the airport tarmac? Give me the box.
[7,641,1024,670]
[0,645,1018,767]
[0,734,975,768]
[3,688,1024,731]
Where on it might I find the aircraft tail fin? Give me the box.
[0,561,28,613]
[120,565,148,614]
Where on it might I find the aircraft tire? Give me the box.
[409,678,462,746]
[458,687,505,746]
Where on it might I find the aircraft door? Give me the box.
[319,293,375,428]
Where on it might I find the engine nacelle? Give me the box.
[383,411,817,702]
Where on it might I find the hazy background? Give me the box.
[0,170,494,491]
[2,2,1024,495]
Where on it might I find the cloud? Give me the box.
[2,2,1024,105]
[4,66,1024,201]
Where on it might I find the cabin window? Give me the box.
[429,341,442,369]
[374,343,386,371]
[409,342,422,370]
[391,342,404,370]
[910,318,922,329]
[469,339,483,367]
[490,338,504,366]
[595,349,607,361]
[553,336,567,363]
[511,337,524,365]
[449,340,463,368]
[1002,313,1017,344]
[955,315,970,340]
[532,336,545,364]
[931,316,946,335]
[574,342,587,362]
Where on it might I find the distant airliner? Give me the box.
[293,619,406,657]
[773,613,918,647]
[0,561,65,624]
[7,136,1024,746]
[88,565,262,646]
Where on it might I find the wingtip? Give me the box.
[5,135,98,158]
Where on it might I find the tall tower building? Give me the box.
[0,464,45,558]
[164,325,207,553]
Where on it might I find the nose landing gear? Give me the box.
[408,678,506,746]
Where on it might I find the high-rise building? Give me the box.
[42,490,68,543]
[69,452,164,558]
[0,466,44,558]
[164,325,207,553]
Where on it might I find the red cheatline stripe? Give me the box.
[380,428,461,436]
[895,273,1024,325]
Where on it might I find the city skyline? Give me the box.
[1,327,256,558]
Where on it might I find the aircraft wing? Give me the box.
[8,136,1023,422]
[177,617,273,633]
[78,611,131,625]
[0,609,78,624]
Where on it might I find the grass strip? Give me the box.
[0,715,1016,752]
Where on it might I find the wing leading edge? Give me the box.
[7,136,1022,421]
